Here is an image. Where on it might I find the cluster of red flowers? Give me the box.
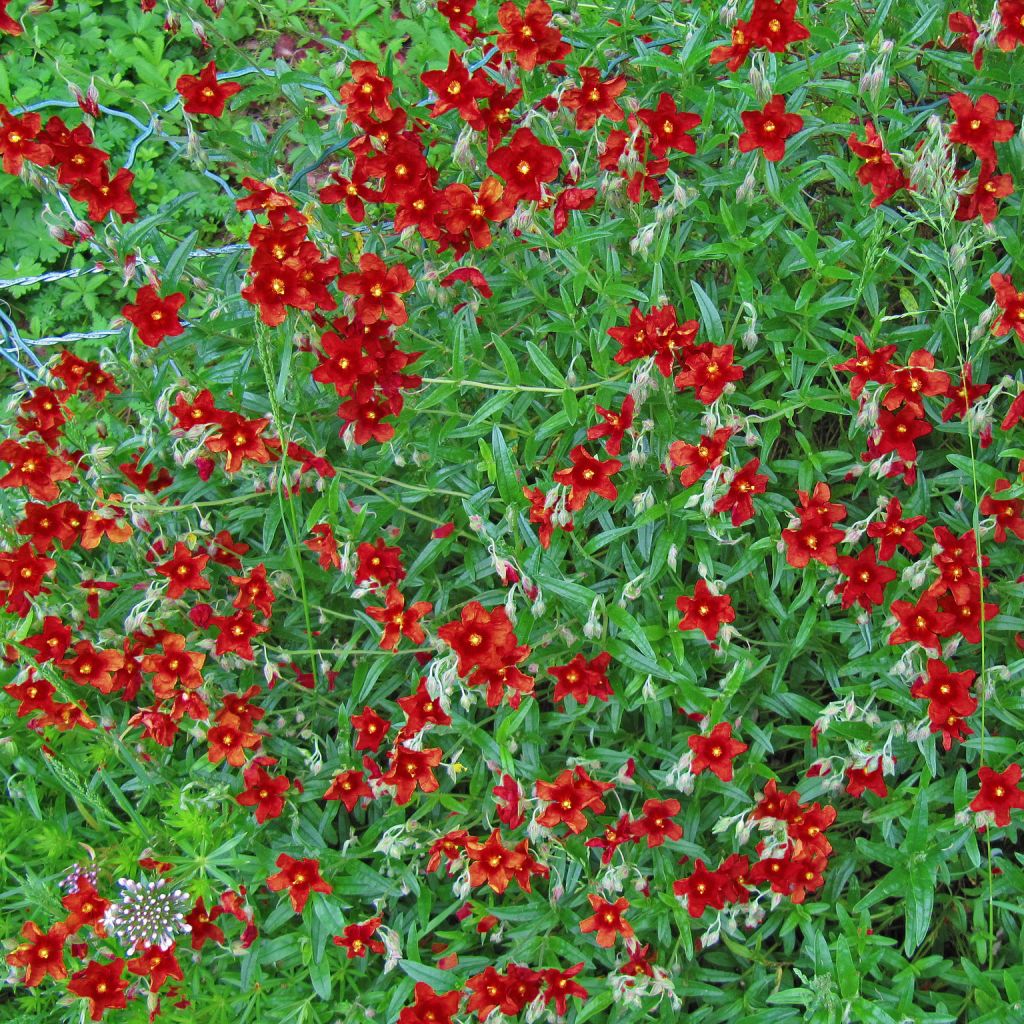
[0,105,137,229]
[237,178,340,326]
[437,599,533,707]
[397,964,587,1024]
[2,862,263,1020]
[6,0,1024,1019]
[168,387,278,476]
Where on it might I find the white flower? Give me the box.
[103,877,191,952]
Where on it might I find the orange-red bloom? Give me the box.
[579,894,633,947]
[122,285,186,348]
[176,61,244,117]
[738,94,803,162]
[266,854,332,913]
[6,920,68,987]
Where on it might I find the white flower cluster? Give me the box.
[103,877,191,952]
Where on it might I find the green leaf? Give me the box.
[691,279,724,343]
[525,340,566,387]
[490,425,520,505]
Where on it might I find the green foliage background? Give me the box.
[2,1,1024,1023]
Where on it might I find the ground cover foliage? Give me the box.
[2,0,1024,1021]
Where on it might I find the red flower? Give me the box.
[970,764,1024,826]
[125,944,184,993]
[204,412,275,473]
[323,768,373,812]
[873,405,932,461]
[738,94,803,162]
[579,894,632,947]
[354,537,406,586]
[0,0,22,34]
[835,545,897,610]
[782,511,845,568]
[155,541,211,600]
[465,965,509,1020]
[67,959,128,1021]
[437,601,527,676]
[947,12,984,69]
[339,61,394,120]
[57,640,124,694]
[236,761,291,823]
[493,773,525,829]
[266,854,332,913]
[550,651,613,705]
[848,121,909,207]
[846,760,888,799]
[0,108,52,175]
[676,579,735,643]
[523,485,570,549]
[941,364,990,423]
[420,50,486,120]
[351,706,391,752]
[867,496,927,560]
[69,166,138,222]
[6,920,68,986]
[320,164,381,222]
[333,917,384,958]
[668,427,732,487]
[947,93,1014,169]
[997,0,1024,50]
[540,185,591,238]
[714,457,768,526]
[0,439,76,501]
[305,523,340,569]
[495,0,570,71]
[688,721,748,781]
[637,92,701,157]
[443,176,515,248]
[439,267,492,297]
[552,445,621,511]
[981,478,1024,543]
[0,542,56,614]
[674,343,744,404]
[466,830,526,894]
[398,983,462,1024]
[337,253,414,326]
[536,766,612,834]
[749,0,810,52]
[207,722,262,766]
[486,127,562,203]
[834,334,897,399]
[673,859,726,918]
[397,677,453,738]
[365,585,432,651]
[209,609,268,660]
[61,880,110,935]
[911,659,977,750]
[956,168,1013,224]
[888,595,955,651]
[585,395,634,456]
[380,743,443,804]
[882,350,950,413]
[990,273,1024,343]
[184,897,225,950]
[539,963,588,1016]
[122,285,186,348]
[176,61,244,117]
[710,19,757,71]
[561,66,626,129]
[634,797,682,847]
